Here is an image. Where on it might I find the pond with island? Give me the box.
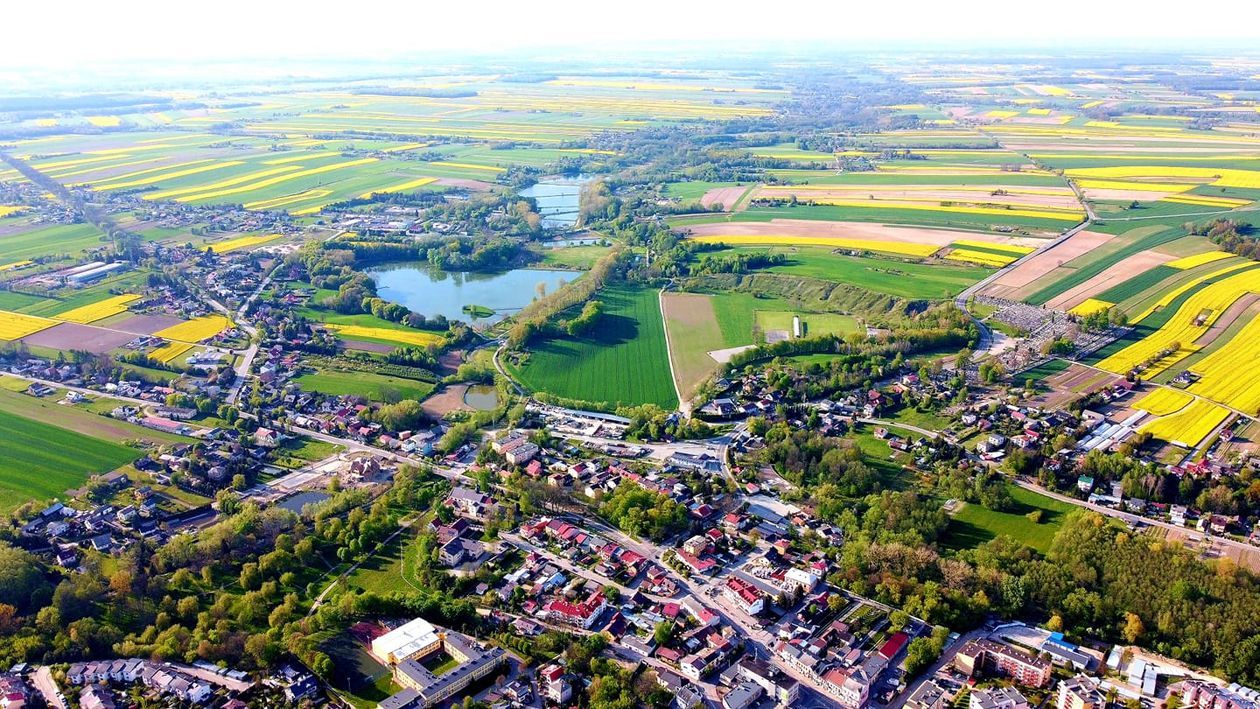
[367,263,578,324]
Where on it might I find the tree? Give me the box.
[653,621,674,646]
[1123,611,1145,643]
[0,543,48,612]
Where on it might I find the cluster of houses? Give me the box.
[67,659,250,706]
[0,670,31,709]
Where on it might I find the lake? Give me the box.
[519,175,591,228]
[367,263,577,323]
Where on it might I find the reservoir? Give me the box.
[367,264,577,323]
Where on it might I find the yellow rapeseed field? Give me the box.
[208,234,282,253]
[1096,266,1260,374]
[261,153,335,165]
[1068,298,1114,316]
[95,161,243,191]
[145,165,305,200]
[86,116,121,127]
[56,294,140,324]
[951,240,1035,255]
[1187,314,1260,414]
[1165,251,1234,270]
[324,324,443,348]
[1065,166,1260,189]
[358,176,437,199]
[944,249,1017,267]
[985,110,1020,119]
[154,315,231,343]
[174,158,379,203]
[0,311,56,341]
[0,260,33,272]
[150,342,194,363]
[1129,262,1257,324]
[1140,398,1230,448]
[73,158,217,186]
[1161,194,1252,208]
[689,234,940,258]
[1133,388,1193,416]
[0,205,27,218]
[244,190,332,211]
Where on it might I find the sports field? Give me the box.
[513,284,677,409]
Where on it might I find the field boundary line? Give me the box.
[658,287,689,416]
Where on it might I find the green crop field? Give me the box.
[0,223,111,262]
[718,246,990,299]
[512,284,677,409]
[1095,264,1181,304]
[945,485,1078,553]
[295,369,435,401]
[1024,223,1187,305]
[0,408,137,513]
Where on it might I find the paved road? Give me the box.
[1011,476,1260,562]
[31,666,66,709]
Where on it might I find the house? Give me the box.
[254,427,280,447]
[722,577,765,615]
[446,487,495,521]
[544,590,607,630]
[538,663,572,704]
[821,667,869,709]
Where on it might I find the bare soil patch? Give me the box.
[341,339,394,353]
[700,186,750,211]
[22,322,134,353]
[984,230,1113,296]
[1045,249,1173,311]
[422,384,473,418]
[112,313,183,335]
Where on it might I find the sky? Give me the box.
[4,0,1260,69]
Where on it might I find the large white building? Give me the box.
[371,618,442,665]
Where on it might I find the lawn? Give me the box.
[944,485,1077,553]
[512,283,678,409]
[755,310,860,338]
[538,245,610,270]
[716,246,990,299]
[0,408,138,513]
[295,369,435,402]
